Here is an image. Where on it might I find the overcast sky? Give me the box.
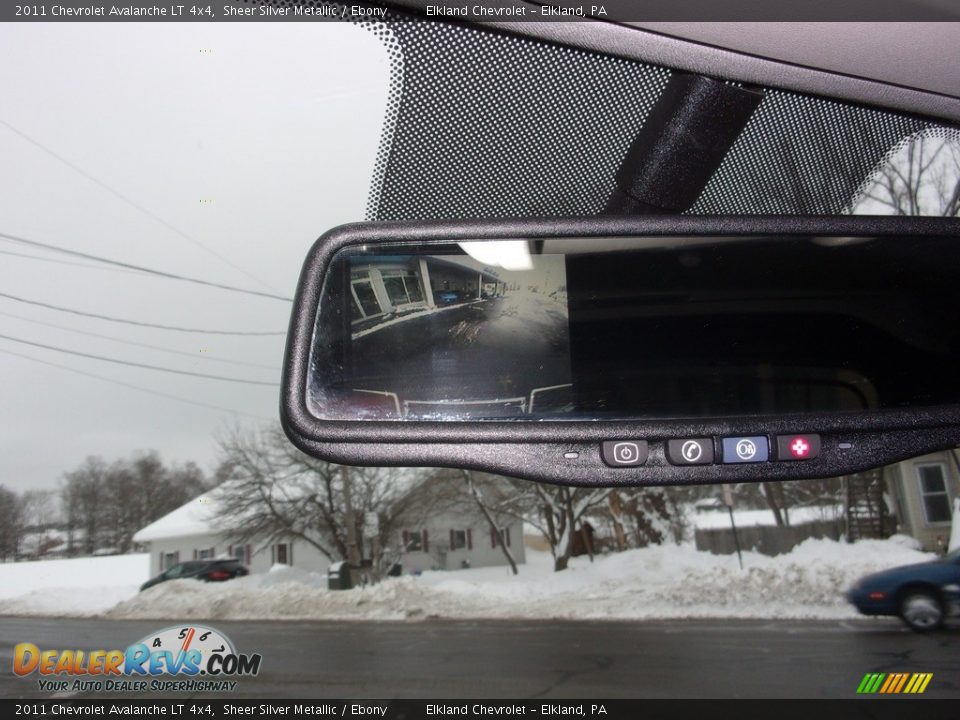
[0,22,391,492]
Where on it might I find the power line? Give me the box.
[0,332,281,386]
[0,310,282,371]
[0,346,271,421]
[0,291,286,336]
[0,248,140,274]
[0,117,285,295]
[0,230,292,302]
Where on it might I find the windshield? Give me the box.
[1,6,959,712]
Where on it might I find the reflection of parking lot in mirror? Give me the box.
[345,256,571,419]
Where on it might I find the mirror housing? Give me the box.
[282,216,960,486]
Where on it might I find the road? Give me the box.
[349,294,571,418]
[1,617,958,699]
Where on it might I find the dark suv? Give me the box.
[139,559,249,592]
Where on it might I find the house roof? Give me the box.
[133,468,435,544]
[133,488,223,543]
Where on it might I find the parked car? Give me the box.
[434,290,462,305]
[139,559,249,592]
[846,549,960,631]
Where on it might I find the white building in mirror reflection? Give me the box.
[349,255,510,332]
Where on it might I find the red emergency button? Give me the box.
[776,434,821,461]
[790,437,810,457]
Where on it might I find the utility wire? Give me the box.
[0,248,140,274]
[0,117,285,295]
[0,230,292,302]
[0,332,281,386]
[0,346,271,421]
[0,310,281,371]
[0,291,286,336]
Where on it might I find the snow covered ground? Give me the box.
[0,537,934,621]
[0,553,149,616]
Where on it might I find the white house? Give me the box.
[133,485,524,579]
[397,505,525,574]
[885,450,960,552]
[131,490,328,577]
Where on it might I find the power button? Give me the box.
[601,441,649,467]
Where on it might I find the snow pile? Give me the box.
[0,553,149,616]
[105,537,934,622]
[0,537,934,620]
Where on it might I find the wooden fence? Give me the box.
[695,519,843,557]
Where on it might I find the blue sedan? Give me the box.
[847,549,960,631]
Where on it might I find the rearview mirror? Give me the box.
[281,216,960,485]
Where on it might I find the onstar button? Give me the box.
[776,434,821,461]
[667,438,714,465]
[721,436,769,464]
[601,440,649,467]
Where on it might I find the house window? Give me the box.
[230,545,251,565]
[162,551,178,572]
[406,530,422,551]
[491,527,511,548]
[917,464,952,524]
[450,530,466,550]
[197,547,215,560]
[380,269,424,307]
[351,278,382,320]
[272,543,291,565]
[402,530,428,552]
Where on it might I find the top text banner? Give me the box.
[5,0,960,22]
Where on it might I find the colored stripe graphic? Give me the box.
[892,673,909,693]
[857,673,880,693]
[858,672,932,694]
[908,673,933,694]
[879,674,897,693]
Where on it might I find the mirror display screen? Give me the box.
[307,235,960,421]
[311,248,572,420]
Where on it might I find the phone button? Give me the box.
[666,438,714,465]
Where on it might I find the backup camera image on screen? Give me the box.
[309,250,572,420]
[309,234,960,423]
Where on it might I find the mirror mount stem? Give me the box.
[607,73,764,214]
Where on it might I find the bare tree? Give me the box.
[0,485,22,561]
[213,423,440,575]
[409,470,610,573]
[454,480,613,572]
[538,485,612,570]
[593,487,674,548]
[61,456,107,555]
[374,470,466,576]
[18,489,56,530]
[460,470,518,575]
[61,452,207,555]
[761,482,787,528]
[17,490,57,559]
[662,488,692,544]
[852,131,960,216]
